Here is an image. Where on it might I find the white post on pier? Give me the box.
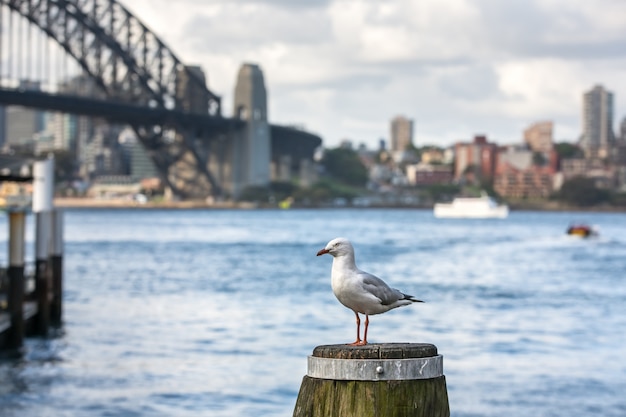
[32,157,55,335]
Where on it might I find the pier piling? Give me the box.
[33,158,54,336]
[5,210,27,352]
[1,156,61,353]
[293,343,450,417]
[50,209,64,325]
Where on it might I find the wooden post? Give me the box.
[293,343,450,417]
[6,210,26,352]
[49,209,63,325]
[33,158,54,336]
[34,212,51,335]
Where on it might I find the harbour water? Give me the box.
[0,208,625,416]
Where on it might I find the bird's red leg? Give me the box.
[348,311,362,345]
[361,315,370,345]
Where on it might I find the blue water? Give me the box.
[0,208,625,416]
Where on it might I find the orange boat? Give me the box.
[566,224,597,238]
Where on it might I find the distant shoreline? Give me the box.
[52,197,625,212]
[53,197,249,210]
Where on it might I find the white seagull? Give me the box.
[316,237,423,345]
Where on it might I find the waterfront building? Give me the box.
[58,75,104,178]
[620,116,626,141]
[420,148,446,164]
[494,164,554,198]
[4,81,45,149]
[453,135,498,182]
[0,106,5,149]
[560,156,617,190]
[406,163,453,186]
[613,119,626,189]
[581,85,615,158]
[5,105,45,149]
[524,121,554,154]
[49,112,76,151]
[390,115,414,152]
[176,65,211,114]
[80,124,127,179]
[494,145,556,198]
[120,132,159,180]
[560,157,588,180]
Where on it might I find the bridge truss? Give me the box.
[0,0,232,198]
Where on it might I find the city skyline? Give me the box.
[123,0,626,149]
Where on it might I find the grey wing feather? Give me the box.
[359,271,404,305]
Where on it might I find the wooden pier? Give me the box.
[0,301,38,331]
[0,299,39,350]
[0,157,63,355]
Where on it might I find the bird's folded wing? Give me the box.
[360,272,402,305]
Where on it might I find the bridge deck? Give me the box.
[0,87,240,130]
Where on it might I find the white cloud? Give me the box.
[122,0,626,148]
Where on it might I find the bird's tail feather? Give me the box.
[404,294,424,303]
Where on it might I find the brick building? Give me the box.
[406,163,453,186]
[494,145,556,198]
[454,135,498,182]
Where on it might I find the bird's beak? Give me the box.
[316,248,329,256]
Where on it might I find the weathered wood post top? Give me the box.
[308,343,442,381]
[294,343,450,417]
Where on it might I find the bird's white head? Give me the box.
[316,237,354,258]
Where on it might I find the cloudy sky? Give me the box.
[125,0,626,149]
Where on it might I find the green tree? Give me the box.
[532,152,547,166]
[239,185,271,202]
[321,147,368,187]
[294,179,362,205]
[238,181,299,203]
[610,192,626,207]
[554,142,583,159]
[269,181,297,201]
[424,184,461,202]
[556,176,610,207]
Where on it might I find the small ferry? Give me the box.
[433,192,509,219]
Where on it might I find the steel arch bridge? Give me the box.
[0,0,322,199]
[2,0,221,113]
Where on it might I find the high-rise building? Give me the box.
[5,81,45,149]
[615,117,626,191]
[58,75,98,168]
[0,107,6,149]
[582,85,615,158]
[524,121,553,154]
[50,113,76,150]
[117,129,158,180]
[390,116,414,152]
[176,65,210,114]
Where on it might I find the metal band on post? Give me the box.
[307,354,443,381]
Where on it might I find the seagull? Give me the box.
[316,237,423,346]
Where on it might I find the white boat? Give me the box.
[433,192,509,219]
